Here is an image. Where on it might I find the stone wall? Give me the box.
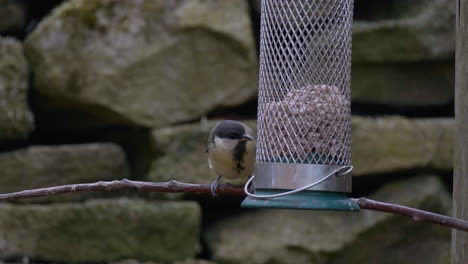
[0,0,455,263]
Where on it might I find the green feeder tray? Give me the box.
[241,189,359,211]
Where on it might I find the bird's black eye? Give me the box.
[227,134,237,139]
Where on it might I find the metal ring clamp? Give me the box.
[244,165,353,199]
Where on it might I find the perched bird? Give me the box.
[206,120,256,197]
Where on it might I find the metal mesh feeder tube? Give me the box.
[242,0,358,211]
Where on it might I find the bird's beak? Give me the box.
[240,134,254,142]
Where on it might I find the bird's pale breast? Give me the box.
[208,139,255,180]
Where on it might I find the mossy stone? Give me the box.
[0,143,130,201]
[0,37,34,142]
[352,0,454,62]
[0,198,201,263]
[352,116,454,175]
[24,0,257,129]
[351,62,454,106]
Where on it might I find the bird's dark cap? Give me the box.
[212,120,246,140]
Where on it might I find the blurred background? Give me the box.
[0,0,455,263]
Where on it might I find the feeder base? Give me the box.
[241,190,360,211]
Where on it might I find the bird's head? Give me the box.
[211,120,255,150]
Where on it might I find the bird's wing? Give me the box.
[207,155,214,170]
[206,121,221,153]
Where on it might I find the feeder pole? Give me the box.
[452,0,468,263]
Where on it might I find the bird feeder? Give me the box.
[242,0,358,211]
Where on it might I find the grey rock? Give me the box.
[350,0,455,107]
[351,62,454,106]
[207,176,450,264]
[352,116,454,176]
[112,259,216,264]
[25,0,257,128]
[0,0,26,34]
[353,0,455,62]
[0,198,201,263]
[0,143,130,199]
[147,120,256,185]
[112,260,161,264]
[175,260,216,264]
[0,37,34,142]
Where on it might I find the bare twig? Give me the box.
[353,197,468,232]
[0,179,244,201]
[0,179,467,233]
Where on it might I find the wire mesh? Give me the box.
[257,0,353,165]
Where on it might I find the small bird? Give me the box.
[206,120,256,197]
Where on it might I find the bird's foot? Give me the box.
[210,176,221,198]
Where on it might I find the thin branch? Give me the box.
[0,179,245,201]
[353,197,468,232]
[0,179,466,233]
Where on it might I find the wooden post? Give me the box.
[452,0,468,263]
